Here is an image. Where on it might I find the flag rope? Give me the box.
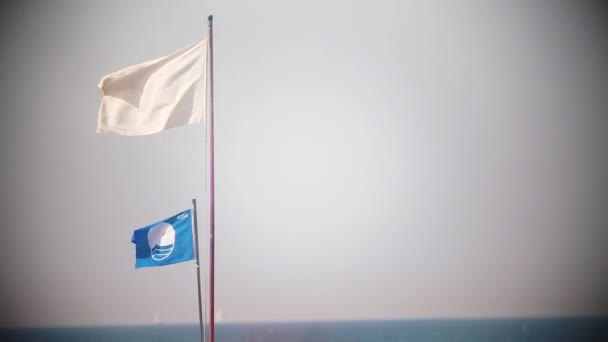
[192,199,205,342]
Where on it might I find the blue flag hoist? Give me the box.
[131,209,195,268]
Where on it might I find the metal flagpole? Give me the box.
[192,199,205,342]
[207,14,216,342]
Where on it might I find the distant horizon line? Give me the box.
[3,314,607,330]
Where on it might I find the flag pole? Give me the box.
[192,199,205,342]
[207,14,216,342]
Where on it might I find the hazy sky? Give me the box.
[1,0,607,328]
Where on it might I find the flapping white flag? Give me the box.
[97,38,208,136]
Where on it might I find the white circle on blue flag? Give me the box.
[147,222,175,261]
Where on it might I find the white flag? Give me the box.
[97,38,208,136]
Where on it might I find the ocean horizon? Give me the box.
[2,317,607,341]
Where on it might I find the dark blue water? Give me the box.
[1,318,607,341]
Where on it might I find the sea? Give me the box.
[1,318,607,341]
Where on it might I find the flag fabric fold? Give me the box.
[97,38,208,136]
[131,209,195,268]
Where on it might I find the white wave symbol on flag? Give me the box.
[147,222,176,261]
[150,244,174,260]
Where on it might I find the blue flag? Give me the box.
[131,209,195,268]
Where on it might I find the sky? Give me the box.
[0,0,607,328]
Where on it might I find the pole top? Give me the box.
[208,15,213,22]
